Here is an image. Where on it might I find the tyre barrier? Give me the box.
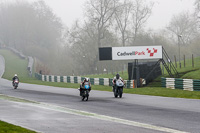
[161,77,200,91]
[35,73,135,88]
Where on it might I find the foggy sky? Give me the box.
[34,0,195,31]
[2,0,196,30]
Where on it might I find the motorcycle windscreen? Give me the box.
[116,80,124,87]
[84,82,90,89]
[14,79,19,83]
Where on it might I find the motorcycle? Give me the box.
[113,79,124,98]
[13,79,19,89]
[81,82,90,101]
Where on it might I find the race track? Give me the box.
[0,78,200,133]
[0,56,200,133]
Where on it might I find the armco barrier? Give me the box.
[161,77,200,91]
[6,47,26,59]
[27,56,34,77]
[35,73,134,88]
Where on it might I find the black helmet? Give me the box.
[116,74,120,79]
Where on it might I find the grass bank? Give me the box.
[182,69,200,79]
[0,49,29,81]
[0,120,36,133]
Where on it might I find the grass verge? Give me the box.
[0,120,36,133]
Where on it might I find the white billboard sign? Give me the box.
[112,46,162,60]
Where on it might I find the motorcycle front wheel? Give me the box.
[86,90,89,101]
[81,91,85,101]
[14,85,17,89]
[114,89,118,98]
[119,88,123,98]
[82,96,85,101]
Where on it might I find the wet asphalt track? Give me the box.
[0,56,200,133]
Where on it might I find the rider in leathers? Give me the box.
[79,77,91,96]
[12,74,19,86]
[112,74,124,92]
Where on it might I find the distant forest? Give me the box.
[0,0,200,76]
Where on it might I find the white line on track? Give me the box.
[31,102,189,133]
[0,95,189,133]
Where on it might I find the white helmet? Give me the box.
[14,74,17,76]
[85,77,89,82]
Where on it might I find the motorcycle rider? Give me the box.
[112,74,124,92]
[12,74,19,86]
[79,77,91,96]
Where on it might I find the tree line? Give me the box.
[0,0,200,76]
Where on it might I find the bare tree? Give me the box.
[194,0,200,31]
[67,19,119,75]
[166,11,198,45]
[194,0,200,13]
[131,0,154,42]
[78,0,119,73]
[85,0,118,47]
[66,21,96,74]
[114,0,132,46]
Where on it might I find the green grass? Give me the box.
[124,87,200,99]
[182,69,200,79]
[161,57,200,79]
[0,49,29,81]
[0,120,36,133]
[176,57,200,73]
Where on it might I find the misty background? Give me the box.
[0,0,200,76]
